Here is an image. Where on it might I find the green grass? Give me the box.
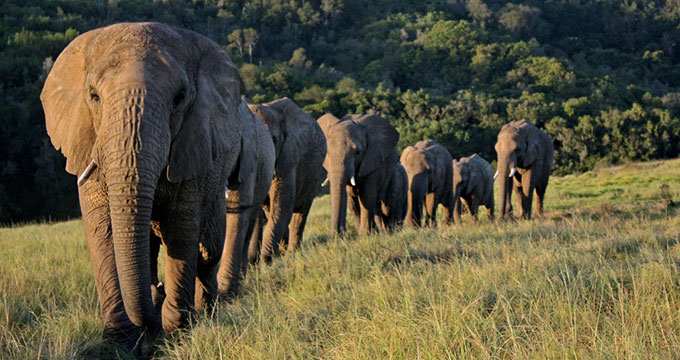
[2,159,680,359]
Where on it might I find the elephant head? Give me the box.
[452,159,474,207]
[247,97,310,176]
[317,113,399,234]
[494,120,540,218]
[41,23,243,330]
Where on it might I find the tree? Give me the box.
[242,28,259,63]
[498,4,549,39]
[466,0,491,28]
[227,29,244,57]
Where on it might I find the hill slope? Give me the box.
[1,159,680,358]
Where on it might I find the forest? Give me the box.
[1,0,680,223]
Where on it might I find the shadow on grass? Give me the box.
[554,201,678,222]
[383,246,479,269]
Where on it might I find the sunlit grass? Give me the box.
[1,159,680,358]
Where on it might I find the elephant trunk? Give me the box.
[329,171,348,234]
[497,155,515,219]
[405,174,426,227]
[103,91,165,331]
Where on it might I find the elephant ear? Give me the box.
[317,113,341,135]
[275,97,311,175]
[41,29,101,176]
[428,150,445,192]
[523,135,540,168]
[465,164,480,194]
[352,114,399,177]
[167,31,244,183]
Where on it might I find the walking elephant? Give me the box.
[400,140,454,227]
[452,154,494,224]
[317,113,403,235]
[245,97,326,263]
[375,163,408,231]
[217,102,275,297]
[41,23,250,352]
[495,119,554,219]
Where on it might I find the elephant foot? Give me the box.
[102,323,146,358]
[217,290,238,304]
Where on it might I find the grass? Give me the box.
[1,159,680,359]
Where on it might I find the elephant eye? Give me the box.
[90,91,100,102]
[173,89,186,110]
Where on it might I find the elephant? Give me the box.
[452,154,494,224]
[150,102,275,300]
[317,113,403,235]
[400,140,454,227]
[41,23,251,352]
[245,97,326,263]
[375,163,408,231]
[217,102,275,297]
[495,119,554,219]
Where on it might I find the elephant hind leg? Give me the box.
[534,179,549,218]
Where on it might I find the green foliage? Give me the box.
[2,0,680,223]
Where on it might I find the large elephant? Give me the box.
[217,102,275,297]
[400,140,454,227]
[317,113,402,235]
[245,98,326,263]
[495,119,554,219]
[41,23,249,351]
[452,154,494,224]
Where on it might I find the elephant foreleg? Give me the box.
[218,187,254,300]
[348,189,361,232]
[194,194,226,314]
[424,192,437,227]
[288,206,312,253]
[453,198,462,225]
[247,208,264,263]
[358,186,378,235]
[159,193,201,334]
[260,176,295,263]
[512,175,524,218]
[79,181,143,351]
[521,169,535,220]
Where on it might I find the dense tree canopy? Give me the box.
[1,0,680,223]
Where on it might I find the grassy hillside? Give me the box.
[1,159,680,359]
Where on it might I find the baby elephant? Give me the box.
[401,140,454,227]
[452,154,494,224]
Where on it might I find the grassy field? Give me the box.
[2,159,680,359]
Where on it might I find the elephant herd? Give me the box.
[40,23,554,354]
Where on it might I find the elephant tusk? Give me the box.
[350,176,356,186]
[77,160,97,186]
[493,170,499,180]
[321,177,329,187]
[509,167,516,178]
[225,188,229,199]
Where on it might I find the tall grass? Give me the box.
[1,159,679,359]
